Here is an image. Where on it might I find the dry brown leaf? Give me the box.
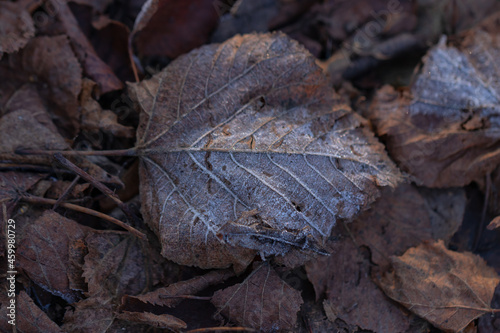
[49,0,123,93]
[367,13,500,187]
[82,230,170,299]
[124,268,234,308]
[0,35,82,134]
[379,240,500,332]
[131,0,219,59]
[211,263,303,332]
[350,184,466,270]
[62,297,115,332]
[17,210,92,302]
[15,291,65,333]
[81,79,134,138]
[0,2,35,56]
[306,240,411,332]
[129,32,401,270]
[0,103,122,186]
[116,311,187,330]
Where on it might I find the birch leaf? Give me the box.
[129,32,401,270]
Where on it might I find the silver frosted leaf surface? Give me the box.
[129,33,401,269]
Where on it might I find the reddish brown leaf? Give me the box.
[129,32,401,270]
[16,291,65,332]
[124,268,234,308]
[379,240,500,332]
[49,0,123,93]
[350,184,465,269]
[132,0,219,59]
[82,231,171,299]
[306,240,411,332]
[62,297,115,332]
[17,210,92,302]
[0,1,35,56]
[116,311,187,330]
[0,36,82,134]
[367,13,500,187]
[211,263,303,332]
[81,78,134,138]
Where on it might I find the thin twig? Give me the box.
[16,148,137,157]
[20,195,147,240]
[53,175,80,210]
[53,153,140,226]
[474,172,491,251]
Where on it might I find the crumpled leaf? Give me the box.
[17,210,92,302]
[0,2,35,56]
[129,32,401,270]
[306,239,411,332]
[132,0,219,59]
[350,184,466,270]
[124,268,234,308]
[367,14,500,187]
[81,78,135,138]
[211,263,303,332]
[16,291,65,333]
[378,240,500,332]
[0,35,82,134]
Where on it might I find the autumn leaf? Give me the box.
[129,32,401,270]
[0,1,35,56]
[378,240,500,332]
[211,263,303,331]
[367,13,500,187]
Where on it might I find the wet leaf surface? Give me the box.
[130,32,401,270]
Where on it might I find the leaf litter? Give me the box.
[1,1,500,332]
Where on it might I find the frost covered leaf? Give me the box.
[0,2,35,56]
[367,13,500,187]
[129,32,401,270]
[379,240,500,332]
[211,263,303,331]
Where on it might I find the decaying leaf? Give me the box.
[116,311,187,330]
[0,2,35,56]
[124,268,234,308]
[0,35,82,134]
[306,239,411,332]
[488,216,500,230]
[350,184,466,269]
[367,13,500,187]
[129,32,401,270]
[16,291,65,333]
[211,263,303,331]
[17,210,91,302]
[379,240,500,332]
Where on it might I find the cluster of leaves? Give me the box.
[1,0,500,332]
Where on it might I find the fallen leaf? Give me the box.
[306,240,411,332]
[0,103,122,186]
[15,291,65,332]
[211,263,303,331]
[379,240,500,332]
[82,230,171,299]
[367,14,500,187]
[80,78,135,138]
[488,216,500,230]
[62,297,115,332]
[0,35,82,134]
[350,184,466,269]
[49,0,123,93]
[17,210,91,302]
[129,32,401,270]
[124,268,234,308]
[116,311,187,330]
[0,1,35,56]
[131,0,219,59]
